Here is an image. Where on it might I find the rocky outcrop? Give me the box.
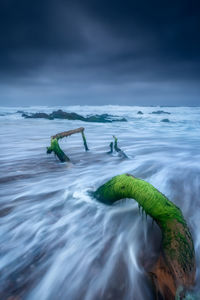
[22,112,53,119]
[22,110,127,123]
[161,118,170,122]
[151,110,171,115]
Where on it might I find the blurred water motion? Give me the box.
[0,106,200,299]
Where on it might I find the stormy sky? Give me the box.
[0,0,200,106]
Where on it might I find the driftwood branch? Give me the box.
[47,127,89,162]
[47,139,70,162]
[108,135,128,158]
[94,174,196,299]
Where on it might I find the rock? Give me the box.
[137,111,143,115]
[50,110,84,121]
[84,114,126,123]
[21,110,127,123]
[151,110,171,115]
[161,118,170,122]
[22,112,53,120]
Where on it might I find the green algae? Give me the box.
[113,136,120,152]
[94,174,181,224]
[47,138,70,162]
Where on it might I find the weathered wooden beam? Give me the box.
[52,127,84,140]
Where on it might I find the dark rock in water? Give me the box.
[22,113,28,118]
[137,111,143,115]
[17,110,25,114]
[49,110,127,122]
[151,110,171,115]
[161,118,170,122]
[84,113,127,123]
[49,110,83,121]
[21,109,127,123]
[22,112,53,120]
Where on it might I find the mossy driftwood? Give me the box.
[94,174,195,299]
[47,127,89,162]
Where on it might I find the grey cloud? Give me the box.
[0,0,200,105]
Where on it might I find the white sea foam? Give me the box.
[0,106,200,299]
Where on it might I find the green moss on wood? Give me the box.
[47,127,89,162]
[113,135,120,152]
[47,138,70,162]
[94,174,195,290]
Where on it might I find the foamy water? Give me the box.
[0,106,200,299]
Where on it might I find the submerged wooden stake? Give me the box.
[47,127,89,162]
[112,136,128,158]
[107,142,113,154]
[81,130,89,151]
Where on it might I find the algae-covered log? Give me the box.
[47,138,70,162]
[47,127,89,162]
[94,174,196,299]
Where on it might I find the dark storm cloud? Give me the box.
[0,0,200,105]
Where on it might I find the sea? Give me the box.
[0,106,200,299]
